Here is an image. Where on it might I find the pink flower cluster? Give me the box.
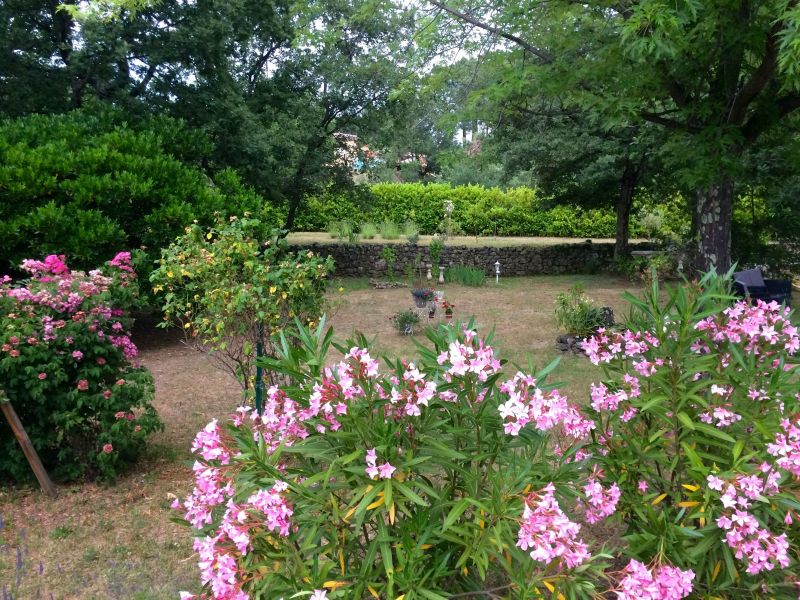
[707,470,789,574]
[582,328,658,366]
[695,300,799,357]
[175,419,293,599]
[516,483,589,568]
[767,415,800,477]
[365,448,396,480]
[580,474,621,524]
[387,362,437,417]
[589,375,640,422]
[615,559,694,599]
[498,372,594,439]
[1,254,139,362]
[437,328,501,385]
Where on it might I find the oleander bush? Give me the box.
[0,253,161,482]
[176,273,800,599]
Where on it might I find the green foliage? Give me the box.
[429,235,444,267]
[445,265,486,287]
[0,109,271,275]
[378,220,402,240]
[178,321,607,598]
[0,255,161,482]
[360,222,378,239]
[298,183,689,238]
[380,246,397,280]
[554,285,605,338]
[150,217,333,398]
[390,309,420,334]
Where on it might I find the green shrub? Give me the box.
[380,246,397,280]
[297,183,667,238]
[150,217,333,400]
[360,222,378,239]
[378,220,401,240]
[445,265,486,286]
[390,309,420,334]
[554,284,606,337]
[429,234,444,267]
[0,108,270,275]
[0,253,162,482]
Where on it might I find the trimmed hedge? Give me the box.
[295,183,635,238]
[0,108,277,275]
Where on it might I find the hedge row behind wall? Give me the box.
[293,183,633,238]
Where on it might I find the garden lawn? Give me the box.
[1,275,642,599]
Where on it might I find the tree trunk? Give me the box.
[692,178,734,274]
[614,159,638,261]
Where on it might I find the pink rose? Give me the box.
[102,444,113,454]
[77,379,89,391]
[72,350,84,360]
[38,373,47,380]
[115,379,125,386]
[96,357,106,365]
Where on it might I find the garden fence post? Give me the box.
[0,389,57,497]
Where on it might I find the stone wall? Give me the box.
[289,241,647,277]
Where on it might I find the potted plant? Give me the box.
[411,287,434,308]
[442,300,455,320]
[391,310,420,335]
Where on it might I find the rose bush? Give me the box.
[0,253,161,481]
[176,274,799,599]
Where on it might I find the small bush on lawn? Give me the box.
[176,272,800,599]
[554,284,605,338]
[445,264,486,286]
[390,309,420,334]
[150,217,333,400]
[0,253,161,482]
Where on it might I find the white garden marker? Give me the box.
[495,261,500,285]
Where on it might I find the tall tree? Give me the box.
[421,0,800,272]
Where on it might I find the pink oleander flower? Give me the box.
[77,379,89,390]
[365,448,396,480]
[615,559,694,599]
[581,476,621,524]
[437,328,501,385]
[192,419,231,464]
[708,469,789,574]
[516,483,589,569]
[102,443,113,453]
[498,372,594,439]
[637,480,648,494]
[767,415,800,477]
